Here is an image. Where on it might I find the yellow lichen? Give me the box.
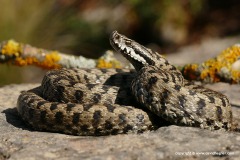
[218,45,240,62]
[14,51,61,69]
[15,57,38,66]
[182,44,240,83]
[200,59,220,82]
[200,68,220,82]
[182,64,199,80]
[96,58,122,68]
[96,50,122,69]
[231,70,240,83]
[40,51,61,68]
[1,40,21,57]
[97,59,112,68]
[199,69,208,80]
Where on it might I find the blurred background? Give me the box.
[1,0,240,86]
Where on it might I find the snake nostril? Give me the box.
[112,31,120,39]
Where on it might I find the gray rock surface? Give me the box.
[1,38,240,159]
[0,83,240,160]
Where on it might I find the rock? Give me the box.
[0,83,240,160]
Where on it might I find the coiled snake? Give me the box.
[17,31,233,136]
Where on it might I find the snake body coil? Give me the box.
[17,31,233,136]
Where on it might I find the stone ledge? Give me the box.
[0,84,239,160]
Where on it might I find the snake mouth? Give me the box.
[110,31,155,70]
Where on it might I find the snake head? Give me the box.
[110,31,157,71]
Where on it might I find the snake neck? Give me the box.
[109,31,176,72]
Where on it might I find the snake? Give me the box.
[17,31,233,136]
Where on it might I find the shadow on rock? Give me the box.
[2,107,33,131]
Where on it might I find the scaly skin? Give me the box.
[17,31,233,136]
[110,31,232,130]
